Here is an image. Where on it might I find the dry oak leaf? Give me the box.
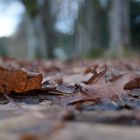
[124,77,140,90]
[81,72,140,101]
[0,66,42,94]
[57,71,140,107]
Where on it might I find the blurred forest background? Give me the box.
[0,0,140,60]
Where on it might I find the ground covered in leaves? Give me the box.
[0,57,140,140]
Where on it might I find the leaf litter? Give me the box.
[0,58,140,139]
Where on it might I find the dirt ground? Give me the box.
[0,101,140,140]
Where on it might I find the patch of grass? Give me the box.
[87,48,106,59]
[86,46,140,60]
[103,46,140,59]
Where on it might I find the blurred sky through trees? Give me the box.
[0,0,24,37]
[0,0,139,59]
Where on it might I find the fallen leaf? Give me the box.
[56,71,140,108]
[24,72,43,92]
[0,66,43,94]
[124,77,140,90]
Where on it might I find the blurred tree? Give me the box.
[20,0,138,59]
[21,0,38,18]
[21,0,40,59]
[39,0,56,58]
[21,0,56,59]
[0,38,7,57]
[73,0,108,58]
[108,0,130,57]
[130,0,140,49]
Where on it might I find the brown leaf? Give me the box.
[20,134,38,140]
[84,66,107,84]
[24,73,43,92]
[57,72,140,108]
[0,66,43,94]
[84,64,98,74]
[5,70,27,93]
[124,77,140,90]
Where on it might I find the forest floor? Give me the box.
[0,57,140,140]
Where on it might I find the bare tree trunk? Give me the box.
[24,14,37,59]
[73,0,102,58]
[35,16,47,58]
[24,14,47,59]
[39,0,56,59]
[21,0,47,59]
[21,0,56,59]
[108,0,130,57]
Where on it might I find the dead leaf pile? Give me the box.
[0,57,140,111]
[40,60,140,110]
[0,58,140,139]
